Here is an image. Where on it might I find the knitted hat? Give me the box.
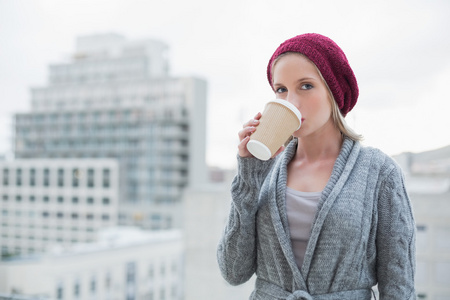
[267,33,358,116]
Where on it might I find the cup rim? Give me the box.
[267,99,302,130]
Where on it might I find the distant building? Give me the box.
[394,146,450,300]
[14,33,208,230]
[0,227,183,300]
[0,159,119,258]
[182,182,255,300]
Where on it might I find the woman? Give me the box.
[217,33,416,300]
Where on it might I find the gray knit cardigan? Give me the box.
[217,138,416,300]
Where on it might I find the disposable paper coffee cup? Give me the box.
[247,99,302,161]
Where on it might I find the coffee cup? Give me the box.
[246,99,302,160]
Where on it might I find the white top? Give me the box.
[285,187,321,269]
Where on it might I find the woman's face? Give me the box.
[272,53,334,139]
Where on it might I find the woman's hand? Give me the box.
[237,112,285,158]
[238,112,261,158]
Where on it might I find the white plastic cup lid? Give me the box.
[247,140,272,161]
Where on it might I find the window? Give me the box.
[87,169,94,188]
[56,283,63,300]
[90,278,96,294]
[86,213,94,220]
[43,169,50,186]
[417,225,427,231]
[2,195,7,202]
[149,264,155,280]
[126,261,136,300]
[102,214,110,221]
[58,168,64,187]
[3,168,9,186]
[43,196,49,203]
[87,197,94,204]
[71,213,78,219]
[103,168,110,188]
[42,211,49,217]
[72,197,79,204]
[57,196,64,203]
[171,285,177,298]
[57,212,64,218]
[29,195,35,202]
[172,261,178,274]
[74,281,80,298]
[72,169,79,187]
[15,195,22,202]
[105,273,112,290]
[16,168,22,186]
[29,168,36,186]
[102,197,110,205]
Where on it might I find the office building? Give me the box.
[0,159,119,258]
[14,33,208,230]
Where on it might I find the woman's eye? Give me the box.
[301,84,313,90]
[275,87,287,93]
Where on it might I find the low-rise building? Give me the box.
[0,159,119,258]
[0,227,183,300]
[183,182,255,300]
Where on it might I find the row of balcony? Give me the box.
[15,127,190,141]
[16,113,189,126]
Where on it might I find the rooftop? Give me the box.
[1,226,182,264]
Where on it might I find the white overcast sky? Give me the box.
[1,0,450,169]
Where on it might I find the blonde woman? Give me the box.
[217,33,416,300]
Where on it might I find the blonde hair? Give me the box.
[272,52,363,142]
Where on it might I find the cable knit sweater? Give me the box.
[217,138,416,300]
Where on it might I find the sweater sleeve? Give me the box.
[217,155,275,286]
[376,164,416,299]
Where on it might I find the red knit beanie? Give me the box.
[267,33,358,116]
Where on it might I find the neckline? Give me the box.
[286,186,322,197]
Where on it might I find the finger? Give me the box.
[242,118,259,129]
[242,112,261,128]
[237,136,252,157]
[238,126,256,141]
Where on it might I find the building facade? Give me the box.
[0,227,184,300]
[0,159,119,258]
[394,146,450,300]
[182,182,255,300]
[14,33,208,230]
